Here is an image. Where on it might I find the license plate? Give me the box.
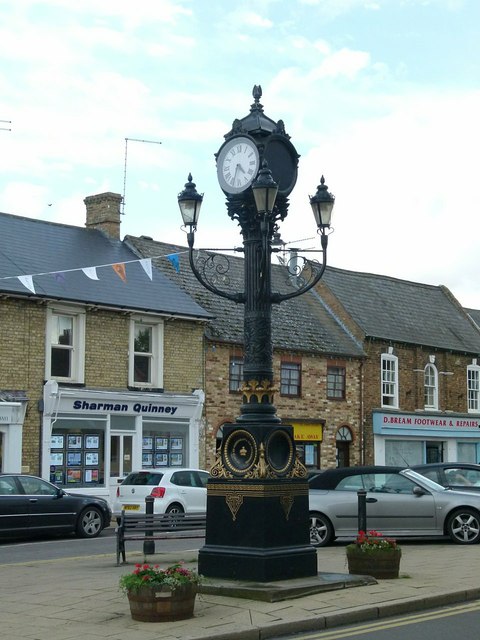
[124,504,140,511]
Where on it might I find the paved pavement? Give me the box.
[1,540,480,640]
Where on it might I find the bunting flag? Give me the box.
[0,249,190,289]
[18,275,35,294]
[82,267,99,280]
[167,253,180,273]
[112,263,127,282]
[139,258,152,280]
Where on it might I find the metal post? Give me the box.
[143,495,155,556]
[357,489,367,533]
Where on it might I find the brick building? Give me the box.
[0,193,210,504]
[319,268,480,465]
[126,236,365,471]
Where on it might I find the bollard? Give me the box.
[357,488,367,533]
[143,495,155,556]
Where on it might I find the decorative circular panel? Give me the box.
[223,429,258,475]
[265,429,294,475]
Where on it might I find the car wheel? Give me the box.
[446,508,480,544]
[309,511,334,547]
[76,506,104,538]
[165,504,184,515]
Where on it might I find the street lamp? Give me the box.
[177,86,335,582]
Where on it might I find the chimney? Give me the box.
[84,192,122,239]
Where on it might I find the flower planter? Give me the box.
[346,548,401,579]
[127,584,197,622]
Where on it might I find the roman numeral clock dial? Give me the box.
[216,136,260,194]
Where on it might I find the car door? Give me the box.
[0,475,31,534]
[16,476,76,533]
[360,472,438,535]
[170,471,206,513]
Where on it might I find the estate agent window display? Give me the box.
[50,430,104,487]
[141,433,186,469]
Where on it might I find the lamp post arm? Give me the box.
[187,232,245,304]
[270,233,328,304]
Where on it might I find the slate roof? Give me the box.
[0,212,210,319]
[125,236,365,358]
[322,266,480,354]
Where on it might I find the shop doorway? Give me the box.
[109,433,133,499]
[426,441,444,463]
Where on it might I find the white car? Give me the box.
[113,468,209,516]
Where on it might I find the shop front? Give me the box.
[289,420,324,470]
[42,381,205,505]
[373,410,480,466]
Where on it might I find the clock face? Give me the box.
[217,136,260,194]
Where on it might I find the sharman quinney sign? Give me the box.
[373,411,480,431]
[72,400,179,415]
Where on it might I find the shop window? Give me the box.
[45,306,85,383]
[229,357,244,392]
[129,318,164,388]
[381,352,398,408]
[280,362,301,396]
[385,440,423,465]
[141,428,187,468]
[49,427,105,488]
[424,363,438,410]
[327,366,346,399]
[467,362,480,413]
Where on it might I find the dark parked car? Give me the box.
[309,465,480,547]
[412,463,480,492]
[0,473,112,538]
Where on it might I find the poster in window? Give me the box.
[85,469,99,483]
[85,452,99,466]
[155,453,168,467]
[170,453,183,466]
[50,434,64,449]
[85,435,99,449]
[170,437,183,451]
[142,437,153,450]
[50,452,64,466]
[155,437,168,450]
[67,435,82,449]
[52,469,64,484]
[67,452,82,466]
[67,469,82,483]
[142,453,153,467]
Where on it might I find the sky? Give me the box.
[1,0,480,309]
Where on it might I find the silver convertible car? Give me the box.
[309,465,480,546]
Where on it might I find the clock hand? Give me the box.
[232,163,241,185]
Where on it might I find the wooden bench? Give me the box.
[115,511,206,565]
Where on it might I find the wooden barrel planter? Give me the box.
[127,584,197,622]
[346,547,401,579]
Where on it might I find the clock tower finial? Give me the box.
[251,85,263,112]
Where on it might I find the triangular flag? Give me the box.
[139,258,153,280]
[53,272,66,284]
[82,267,99,280]
[167,253,180,273]
[112,263,127,282]
[18,275,35,294]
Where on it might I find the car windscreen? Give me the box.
[402,468,447,491]
[122,472,164,486]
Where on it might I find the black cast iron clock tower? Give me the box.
[178,85,335,582]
